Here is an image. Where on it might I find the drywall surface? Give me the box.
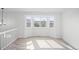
[62,9,79,49]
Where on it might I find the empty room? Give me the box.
[0,8,79,50]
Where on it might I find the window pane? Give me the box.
[27,23,31,27]
[34,21,40,27]
[41,21,46,27]
[26,19,31,27]
[49,21,54,27]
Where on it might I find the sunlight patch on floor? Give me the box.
[46,40,64,48]
[26,41,35,50]
[36,40,50,48]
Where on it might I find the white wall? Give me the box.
[62,8,79,49]
[0,11,18,49]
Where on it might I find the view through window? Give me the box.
[26,16,55,27]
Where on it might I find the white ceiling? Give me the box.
[5,8,64,13]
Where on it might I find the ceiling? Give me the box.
[5,8,64,13]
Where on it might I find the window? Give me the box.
[34,21,40,27]
[33,17,47,27]
[26,19,31,27]
[34,21,46,27]
[49,21,54,27]
[33,17,41,27]
[26,16,55,28]
[41,21,46,27]
[49,17,54,27]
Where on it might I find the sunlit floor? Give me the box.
[4,37,74,50]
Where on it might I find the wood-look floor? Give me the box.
[4,37,74,50]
